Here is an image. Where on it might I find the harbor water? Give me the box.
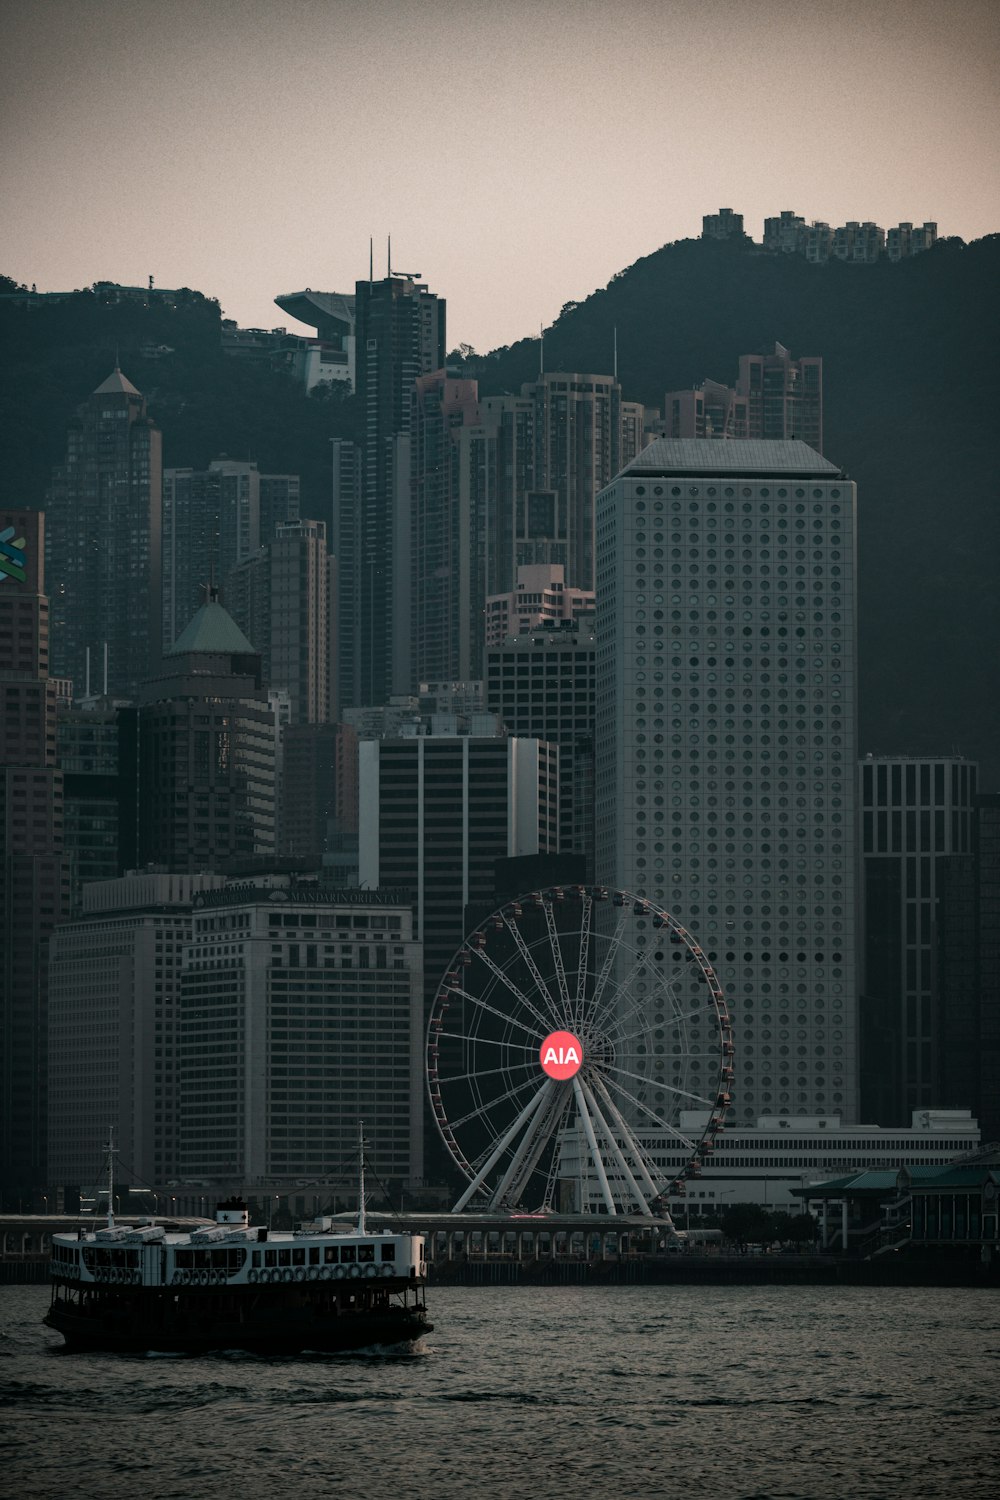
[2,1282,997,1498]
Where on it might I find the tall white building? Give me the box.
[595,439,858,1126]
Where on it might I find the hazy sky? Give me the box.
[2,0,998,351]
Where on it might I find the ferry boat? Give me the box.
[44,1132,432,1355]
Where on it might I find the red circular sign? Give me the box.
[540,1030,584,1080]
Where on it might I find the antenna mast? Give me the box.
[105,1127,117,1228]
[356,1119,367,1234]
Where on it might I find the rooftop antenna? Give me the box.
[369,237,373,284]
[387,235,391,278]
[539,324,544,378]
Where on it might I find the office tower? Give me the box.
[279,722,341,865]
[359,734,558,1009]
[47,872,225,1194]
[45,368,162,699]
[937,794,1000,1144]
[330,438,362,710]
[57,699,122,910]
[0,510,72,1205]
[485,619,596,876]
[352,273,446,706]
[859,756,977,1123]
[125,591,277,873]
[595,439,858,1125]
[657,380,750,442]
[228,519,335,725]
[702,208,744,240]
[410,372,480,684]
[163,461,302,652]
[484,564,595,649]
[179,884,424,1189]
[521,372,642,592]
[737,345,823,451]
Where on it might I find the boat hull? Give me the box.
[44,1283,432,1355]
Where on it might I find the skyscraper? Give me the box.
[45,368,162,699]
[125,592,277,873]
[410,372,480,685]
[0,509,72,1205]
[227,519,335,725]
[348,274,446,706]
[595,439,858,1125]
[659,344,823,453]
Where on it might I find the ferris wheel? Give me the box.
[426,886,733,1219]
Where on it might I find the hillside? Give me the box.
[0,281,355,535]
[462,235,1000,783]
[2,236,998,783]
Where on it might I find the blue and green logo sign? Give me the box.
[0,526,27,585]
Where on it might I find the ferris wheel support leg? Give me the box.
[589,1074,662,1204]
[572,1075,618,1215]
[453,1081,554,1213]
[489,1084,565,1210]
[578,1077,654,1217]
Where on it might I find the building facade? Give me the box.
[595,439,858,1127]
[47,872,226,1193]
[44,368,162,700]
[128,594,277,873]
[0,509,72,1205]
[179,884,424,1190]
[859,756,978,1125]
[484,564,595,649]
[485,621,596,875]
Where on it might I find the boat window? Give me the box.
[323,1246,339,1264]
[278,1248,291,1266]
[252,1251,261,1267]
[358,1243,375,1263]
[309,1247,320,1265]
[265,1249,277,1267]
[380,1244,395,1262]
[292,1248,306,1266]
[340,1245,356,1263]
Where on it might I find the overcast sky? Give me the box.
[2,0,998,351]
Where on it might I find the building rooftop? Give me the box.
[167,599,255,658]
[92,366,141,397]
[622,438,841,479]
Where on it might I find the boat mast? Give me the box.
[105,1127,117,1228]
[357,1119,366,1235]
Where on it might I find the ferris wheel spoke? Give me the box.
[438,1060,539,1088]
[600,985,710,1047]
[542,900,573,1020]
[582,907,630,1029]
[602,1056,717,1111]
[453,1079,556,1212]
[594,966,686,1048]
[446,1071,543,1134]
[596,1072,699,1153]
[572,895,593,1033]
[468,942,561,1035]
[586,939,664,1035]
[500,912,565,1027]
[449,983,548,1041]
[430,1029,539,1054]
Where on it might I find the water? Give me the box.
[2,1283,997,1498]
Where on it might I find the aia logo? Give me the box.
[540,1030,583,1080]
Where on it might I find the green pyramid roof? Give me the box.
[93,366,141,396]
[167,599,255,657]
